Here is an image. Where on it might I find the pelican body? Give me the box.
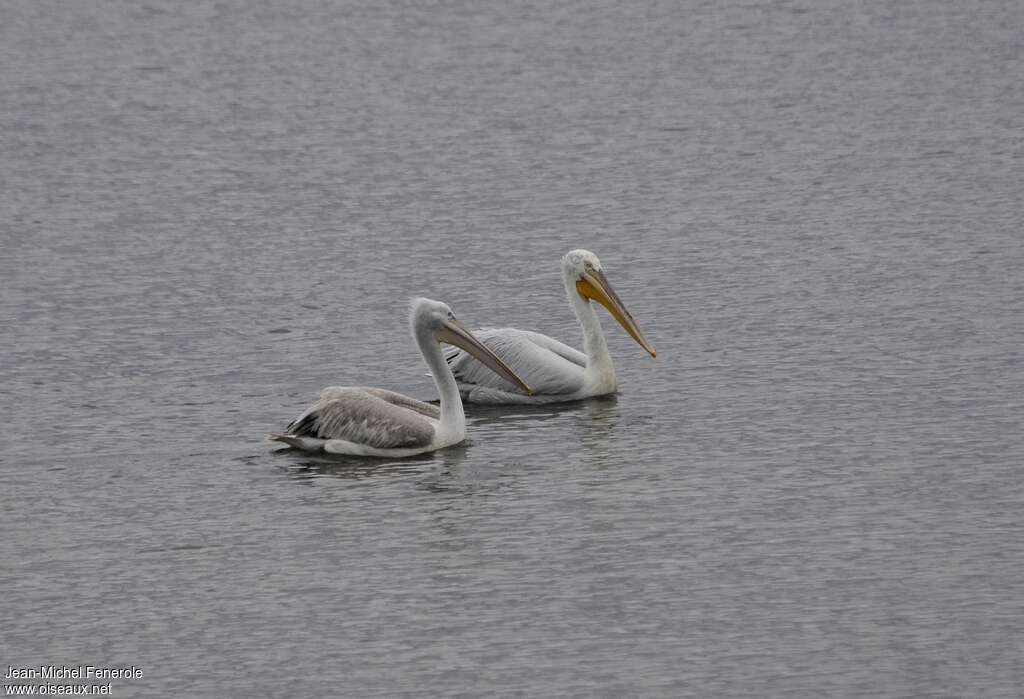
[446,250,655,404]
[272,298,532,456]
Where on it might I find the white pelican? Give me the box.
[271,297,532,456]
[446,249,655,404]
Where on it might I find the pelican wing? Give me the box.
[319,386,438,419]
[446,328,585,395]
[287,388,435,449]
[358,387,441,420]
[511,330,587,367]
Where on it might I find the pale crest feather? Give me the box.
[446,328,586,395]
[562,249,603,273]
[287,388,435,449]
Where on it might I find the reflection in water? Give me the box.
[464,395,618,432]
[467,394,620,457]
[271,395,622,485]
[576,395,620,465]
[271,445,464,482]
[464,401,579,427]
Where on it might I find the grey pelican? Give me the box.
[446,249,655,404]
[271,297,532,456]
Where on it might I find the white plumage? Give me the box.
[446,329,586,400]
[271,298,531,456]
[446,250,656,404]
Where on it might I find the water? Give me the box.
[2,0,1022,696]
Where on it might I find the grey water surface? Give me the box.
[2,0,1023,696]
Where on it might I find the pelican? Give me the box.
[271,297,532,456]
[446,249,655,404]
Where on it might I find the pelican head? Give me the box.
[561,249,656,358]
[411,297,533,394]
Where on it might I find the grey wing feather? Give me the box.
[511,330,587,367]
[359,387,441,419]
[287,388,434,449]
[319,386,438,418]
[446,328,586,395]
